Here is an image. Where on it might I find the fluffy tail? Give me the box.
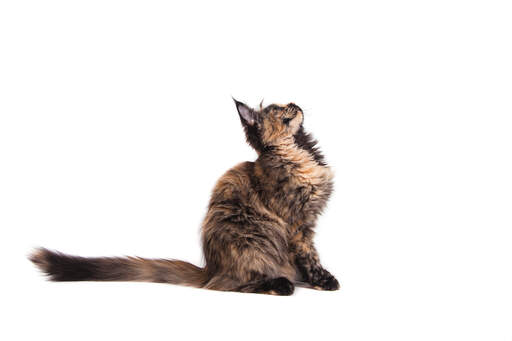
[29,248,206,288]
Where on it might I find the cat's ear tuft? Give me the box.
[233,98,256,126]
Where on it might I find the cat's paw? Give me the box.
[311,270,340,291]
[269,277,295,296]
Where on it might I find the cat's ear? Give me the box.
[233,98,257,126]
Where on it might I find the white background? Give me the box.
[1,1,511,340]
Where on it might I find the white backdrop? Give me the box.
[1,1,511,340]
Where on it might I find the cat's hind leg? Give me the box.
[237,277,294,296]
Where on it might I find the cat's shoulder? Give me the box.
[212,161,254,193]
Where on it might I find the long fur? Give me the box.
[30,100,339,295]
[30,248,206,286]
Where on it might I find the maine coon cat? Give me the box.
[30,99,339,295]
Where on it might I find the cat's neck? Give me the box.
[258,136,333,186]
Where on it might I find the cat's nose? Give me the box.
[287,103,302,112]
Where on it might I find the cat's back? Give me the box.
[202,161,263,235]
[209,161,254,202]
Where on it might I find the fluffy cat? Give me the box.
[30,99,339,295]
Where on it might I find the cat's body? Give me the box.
[30,100,339,295]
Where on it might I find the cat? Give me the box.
[30,99,339,295]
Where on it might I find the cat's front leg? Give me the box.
[290,226,340,291]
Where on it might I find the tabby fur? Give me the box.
[30,99,339,295]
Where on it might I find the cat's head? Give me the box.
[234,99,305,153]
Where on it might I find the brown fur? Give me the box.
[30,99,339,295]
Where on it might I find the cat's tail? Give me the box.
[29,248,206,288]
